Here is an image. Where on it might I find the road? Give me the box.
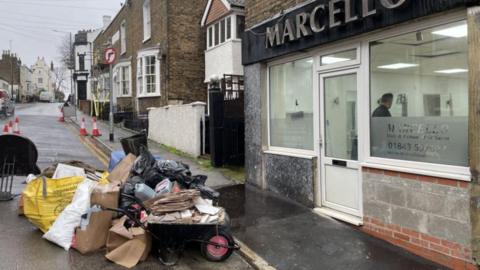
[0,102,252,270]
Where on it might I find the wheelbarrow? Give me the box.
[102,193,239,266]
[0,134,40,201]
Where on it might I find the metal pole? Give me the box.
[9,40,14,101]
[109,62,114,142]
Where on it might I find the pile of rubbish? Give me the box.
[19,145,235,268]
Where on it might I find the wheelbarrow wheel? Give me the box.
[200,228,235,262]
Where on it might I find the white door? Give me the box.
[319,69,361,218]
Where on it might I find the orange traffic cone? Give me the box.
[8,121,13,134]
[2,124,8,134]
[13,117,20,134]
[58,108,65,122]
[80,118,88,136]
[91,117,101,137]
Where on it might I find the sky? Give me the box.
[0,0,124,67]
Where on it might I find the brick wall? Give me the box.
[362,167,474,269]
[206,0,230,25]
[166,0,208,105]
[93,0,207,114]
[0,52,21,87]
[245,0,307,28]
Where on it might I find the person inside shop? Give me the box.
[372,93,393,117]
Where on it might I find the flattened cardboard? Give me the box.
[107,154,136,185]
[105,216,151,268]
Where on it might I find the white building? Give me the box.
[31,57,54,95]
[73,16,111,105]
[201,0,245,112]
[20,65,35,102]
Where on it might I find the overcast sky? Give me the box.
[0,0,124,67]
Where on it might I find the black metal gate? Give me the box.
[208,75,244,167]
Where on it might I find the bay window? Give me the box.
[369,21,468,167]
[207,15,240,49]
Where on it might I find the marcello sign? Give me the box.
[266,0,407,48]
[242,0,476,65]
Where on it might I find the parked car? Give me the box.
[39,92,53,103]
[0,89,15,119]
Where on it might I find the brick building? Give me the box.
[243,0,480,269]
[0,51,21,98]
[92,0,208,117]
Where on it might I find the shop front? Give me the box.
[243,0,480,268]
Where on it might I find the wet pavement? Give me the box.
[0,103,252,270]
[218,184,447,270]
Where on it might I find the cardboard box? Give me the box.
[74,185,119,254]
[107,154,136,185]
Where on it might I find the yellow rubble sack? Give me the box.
[23,176,86,233]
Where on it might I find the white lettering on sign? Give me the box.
[266,0,408,48]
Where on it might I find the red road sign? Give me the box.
[104,48,116,65]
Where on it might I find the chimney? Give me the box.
[103,15,112,29]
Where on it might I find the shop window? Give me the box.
[369,21,468,166]
[269,58,314,151]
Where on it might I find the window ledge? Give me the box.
[263,149,316,160]
[118,95,132,98]
[360,162,471,182]
[137,93,161,98]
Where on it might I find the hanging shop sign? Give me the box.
[242,0,476,65]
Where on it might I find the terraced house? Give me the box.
[92,0,207,125]
[243,0,480,269]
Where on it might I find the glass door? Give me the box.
[320,69,361,217]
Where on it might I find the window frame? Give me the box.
[143,0,151,42]
[137,49,161,98]
[206,15,239,51]
[266,54,317,156]
[113,62,132,97]
[359,13,471,179]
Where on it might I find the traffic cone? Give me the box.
[58,108,65,122]
[91,117,101,137]
[79,118,88,136]
[8,121,13,134]
[2,124,8,134]
[13,117,20,135]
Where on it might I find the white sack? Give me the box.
[43,179,97,250]
[52,163,85,179]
